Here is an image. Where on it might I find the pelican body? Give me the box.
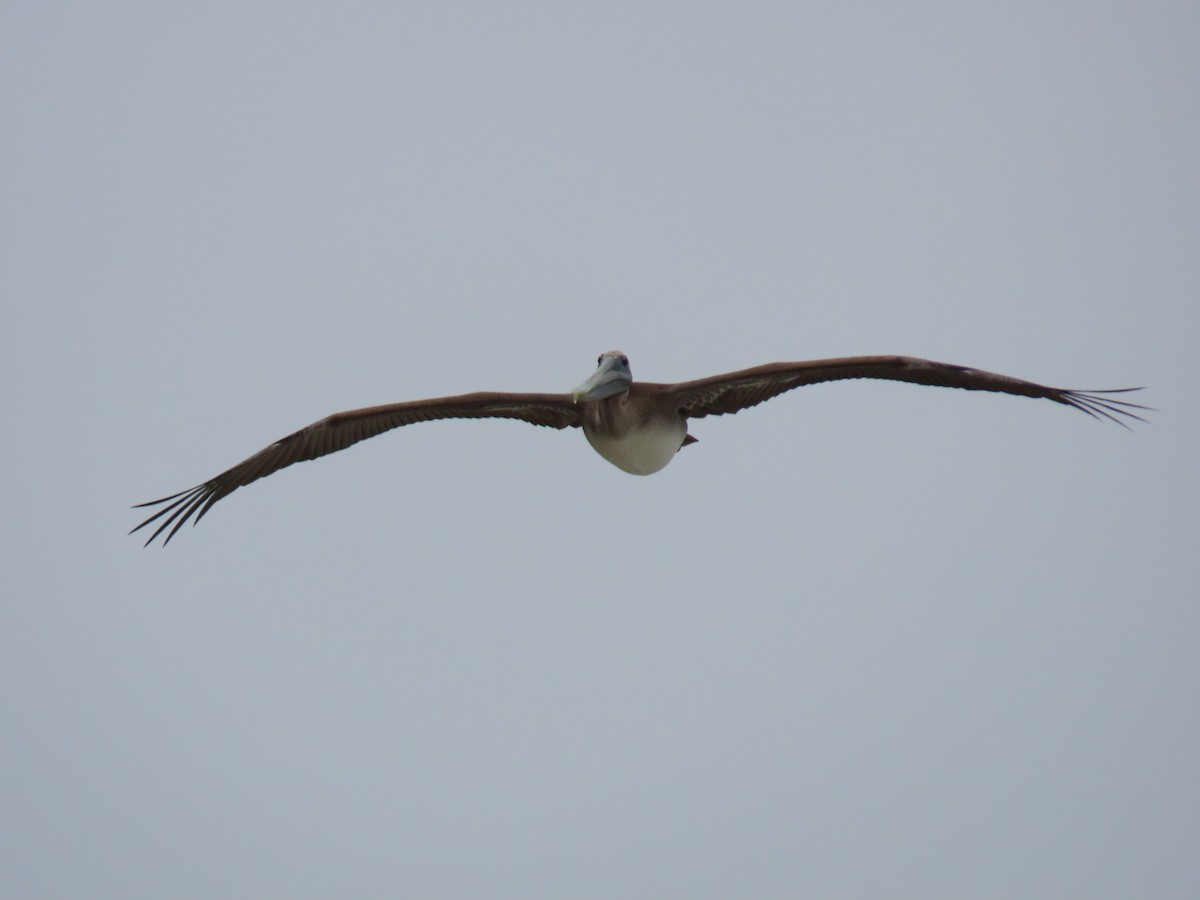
[131,350,1146,545]
[572,352,687,474]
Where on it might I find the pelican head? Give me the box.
[572,350,633,403]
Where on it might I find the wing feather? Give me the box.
[131,392,579,546]
[670,355,1149,424]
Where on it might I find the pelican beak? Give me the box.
[572,353,633,403]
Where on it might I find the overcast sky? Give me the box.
[3,2,1198,898]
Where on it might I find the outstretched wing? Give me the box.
[669,355,1148,425]
[131,392,579,546]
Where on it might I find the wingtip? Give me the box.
[1062,387,1152,429]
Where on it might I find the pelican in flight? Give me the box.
[131,352,1146,545]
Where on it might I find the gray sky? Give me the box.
[3,2,1198,897]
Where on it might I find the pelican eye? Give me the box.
[620,356,629,366]
[597,356,603,366]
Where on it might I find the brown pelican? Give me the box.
[131,352,1146,546]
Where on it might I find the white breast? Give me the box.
[583,416,687,475]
